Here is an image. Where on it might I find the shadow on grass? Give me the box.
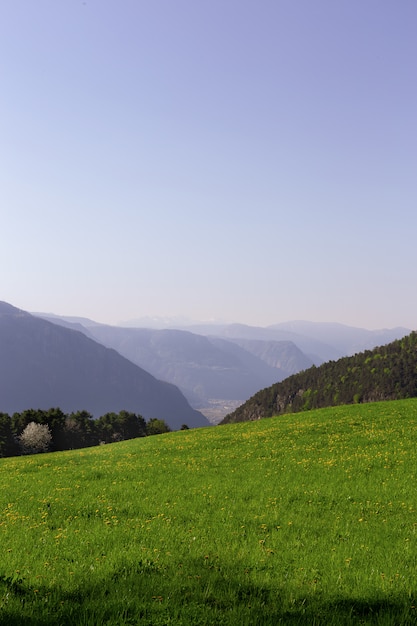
[1,567,416,626]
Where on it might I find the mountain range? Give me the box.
[0,302,208,430]
[35,311,410,422]
[34,315,314,420]
[1,300,410,426]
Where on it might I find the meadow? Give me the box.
[1,399,417,625]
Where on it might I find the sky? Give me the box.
[1,1,417,330]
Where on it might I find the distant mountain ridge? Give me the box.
[221,331,417,424]
[0,302,208,429]
[267,321,411,358]
[35,312,411,423]
[174,321,410,365]
[37,321,306,410]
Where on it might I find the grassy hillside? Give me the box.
[1,400,417,624]
[221,331,417,424]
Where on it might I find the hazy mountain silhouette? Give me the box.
[267,321,411,357]
[180,321,410,364]
[34,313,410,423]
[180,322,342,363]
[0,302,208,429]
[50,325,303,407]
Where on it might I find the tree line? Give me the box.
[0,408,188,458]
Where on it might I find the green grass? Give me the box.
[1,399,417,624]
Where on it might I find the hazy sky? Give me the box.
[2,1,416,329]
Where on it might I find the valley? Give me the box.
[34,308,411,422]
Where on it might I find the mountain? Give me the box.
[268,321,411,357]
[186,323,344,363]
[119,315,208,329]
[51,324,298,406]
[221,331,417,424]
[223,338,313,373]
[35,316,311,422]
[160,321,410,364]
[0,302,208,429]
[35,313,409,423]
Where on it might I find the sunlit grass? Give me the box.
[1,399,417,624]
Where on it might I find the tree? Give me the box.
[39,407,67,451]
[19,422,52,455]
[117,410,147,439]
[12,408,42,438]
[0,413,16,457]
[95,412,119,444]
[95,411,147,443]
[64,410,97,449]
[146,418,171,436]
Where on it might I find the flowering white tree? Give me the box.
[19,422,52,455]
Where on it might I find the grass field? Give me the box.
[1,399,417,624]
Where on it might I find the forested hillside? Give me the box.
[221,331,417,424]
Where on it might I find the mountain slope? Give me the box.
[0,302,208,429]
[35,317,314,423]
[221,331,417,424]
[143,320,409,364]
[223,338,313,374]
[184,322,340,363]
[64,325,288,405]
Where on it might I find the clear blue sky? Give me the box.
[2,1,416,329]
